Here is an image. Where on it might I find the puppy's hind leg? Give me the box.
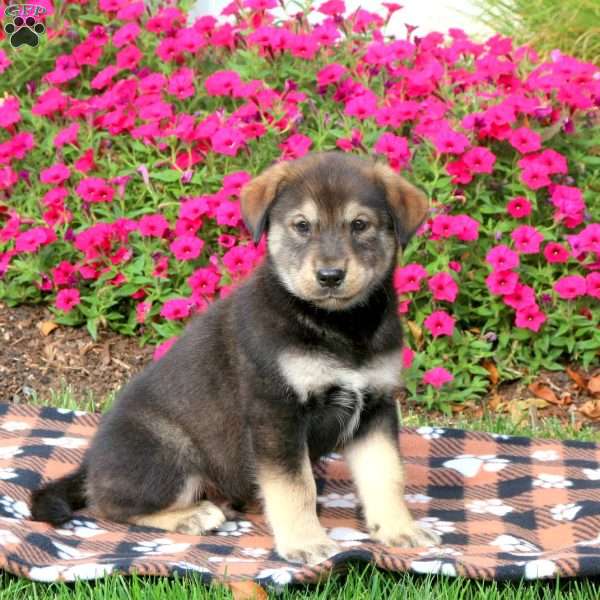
[131,501,226,535]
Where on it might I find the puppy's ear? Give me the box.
[240,162,290,244]
[372,163,429,247]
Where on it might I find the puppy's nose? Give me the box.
[316,268,345,288]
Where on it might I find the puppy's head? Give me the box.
[241,152,428,311]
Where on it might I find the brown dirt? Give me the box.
[0,302,153,407]
[0,302,598,428]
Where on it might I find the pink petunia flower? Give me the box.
[586,272,600,299]
[153,336,178,361]
[427,272,458,302]
[506,197,532,218]
[503,283,536,310]
[279,134,312,160]
[423,367,454,389]
[424,310,455,338]
[401,347,415,369]
[520,163,551,190]
[511,225,544,254]
[486,270,519,295]
[40,164,70,185]
[393,264,428,294]
[56,288,81,312]
[433,129,470,155]
[160,298,192,320]
[508,127,542,154]
[211,128,245,156]
[170,236,204,261]
[486,245,519,271]
[139,214,169,238]
[462,147,496,174]
[554,275,587,299]
[543,242,570,264]
[515,305,546,332]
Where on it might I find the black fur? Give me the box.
[30,152,422,535]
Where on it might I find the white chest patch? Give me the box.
[277,349,403,402]
[277,349,402,442]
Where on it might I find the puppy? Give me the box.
[31,151,439,564]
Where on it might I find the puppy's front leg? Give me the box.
[257,447,340,564]
[344,417,440,548]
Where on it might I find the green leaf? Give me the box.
[150,170,181,183]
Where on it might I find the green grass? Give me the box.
[473,0,600,64]
[6,389,600,599]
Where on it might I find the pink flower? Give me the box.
[56,288,81,312]
[433,129,470,155]
[424,310,455,338]
[486,270,518,295]
[54,123,80,148]
[515,305,546,332]
[317,63,347,86]
[393,263,427,294]
[160,298,192,320]
[543,242,570,264]
[521,163,551,190]
[554,275,587,299]
[427,272,458,302]
[511,225,544,254]
[215,199,242,227]
[508,127,542,154]
[279,134,312,160]
[503,283,536,310]
[462,147,496,174]
[211,128,245,156]
[136,301,152,324]
[188,267,220,296]
[423,367,454,389]
[139,214,169,238]
[453,215,480,241]
[40,164,70,185]
[344,92,378,120]
[430,215,456,239]
[586,272,600,299]
[76,178,115,203]
[579,224,600,253]
[153,336,178,361]
[170,236,204,261]
[205,70,242,96]
[506,197,532,218]
[401,347,415,369]
[486,245,519,270]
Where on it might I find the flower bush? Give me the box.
[0,0,598,408]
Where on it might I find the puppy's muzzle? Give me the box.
[316,268,346,288]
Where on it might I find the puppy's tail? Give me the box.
[30,466,87,526]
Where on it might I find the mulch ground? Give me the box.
[0,302,153,407]
[0,302,598,427]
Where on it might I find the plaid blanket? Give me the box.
[1,403,600,589]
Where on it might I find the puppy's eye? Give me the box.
[351,219,369,233]
[293,220,311,235]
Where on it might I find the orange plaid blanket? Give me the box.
[1,403,600,588]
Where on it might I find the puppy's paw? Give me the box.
[277,533,340,565]
[175,501,226,535]
[371,520,441,548]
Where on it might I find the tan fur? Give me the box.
[257,450,339,564]
[344,429,440,547]
[240,161,290,241]
[130,501,226,535]
[371,163,429,237]
[342,200,378,224]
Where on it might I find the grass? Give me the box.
[5,388,600,599]
[473,0,600,63]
